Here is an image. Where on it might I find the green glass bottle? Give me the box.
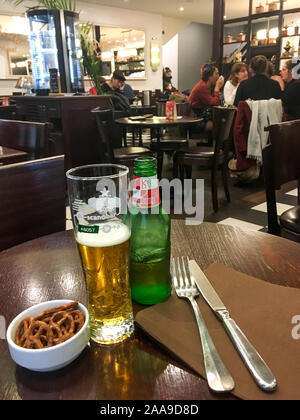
[129,157,171,305]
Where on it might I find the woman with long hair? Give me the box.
[234,55,282,106]
[224,63,248,105]
[188,62,224,131]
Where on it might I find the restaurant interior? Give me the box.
[0,0,300,402]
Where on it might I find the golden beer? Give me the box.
[76,221,134,344]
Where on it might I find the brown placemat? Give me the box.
[135,262,300,400]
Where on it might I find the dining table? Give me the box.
[1,220,300,400]
[115,116,202,178]
[0,146,28,166]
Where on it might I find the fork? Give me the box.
[172,256,235,393]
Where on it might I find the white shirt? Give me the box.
[224,81,238,106]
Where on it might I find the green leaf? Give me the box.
[5,0,77,11]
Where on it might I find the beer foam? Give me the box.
[76,221,130,248]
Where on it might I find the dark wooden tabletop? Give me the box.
[1,221,300,400]
[0,147,28,165]
[115,116,202,128]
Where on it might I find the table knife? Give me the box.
[189,260,277,392]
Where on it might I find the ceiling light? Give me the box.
[180,7,184,12]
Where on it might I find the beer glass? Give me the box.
[66,164,134,345]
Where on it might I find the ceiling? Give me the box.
[84,0,214,24]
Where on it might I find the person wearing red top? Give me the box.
[188,63,224,131]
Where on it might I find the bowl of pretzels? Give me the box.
[7,300,90,372]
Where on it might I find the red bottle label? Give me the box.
[131,176,160,208]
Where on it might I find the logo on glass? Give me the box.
[74,186,121,227]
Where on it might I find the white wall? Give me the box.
[162,34,178,89]
[162,16,190,44]
[0,0,163,94]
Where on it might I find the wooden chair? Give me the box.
[0,119,50,160]
[0,156,66,251]
[92,108,153,169]
[263,120,300,242]
[173,106,236,212]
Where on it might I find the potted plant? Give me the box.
[80,23,104,95]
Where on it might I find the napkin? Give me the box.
[135,262,300,400]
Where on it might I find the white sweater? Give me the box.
[246,99,283,165]
[224,81,238,106]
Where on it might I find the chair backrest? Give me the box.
[176,102,192,117]
[0,119,49,160]
[213,106,236,148]
[92,108,123,163]
[264,120,300,189]
[263,119,300,234]
[0,155,65,251]
[61,96,112,171]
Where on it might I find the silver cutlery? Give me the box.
[172,256,235,393]
[189,259,277,392]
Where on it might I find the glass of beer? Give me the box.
[66,164,134,345]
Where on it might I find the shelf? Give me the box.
[250,44,278,49]
[223,41,246,45]
[220,1,300,74]
[123,69,145,73]
[116,60,144,64]
[280,34,300,38]
[250,11,280,20]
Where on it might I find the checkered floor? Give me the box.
[210,186,298,232]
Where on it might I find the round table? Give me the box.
[115,116,202,137]
[115,116,202,178]
[1,221,300,400]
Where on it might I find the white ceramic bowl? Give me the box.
[7,300,90,372]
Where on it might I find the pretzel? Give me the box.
[14,302,85,349]
[24,320,54,349]
[15,316,34,347]
[34,302,78,321]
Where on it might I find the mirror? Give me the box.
[0,14,31,78]
[94,25,146,78]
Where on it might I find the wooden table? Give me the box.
[0,146,28,166]
[1,221,300,400]
[115,116,202,178]
[115,116,202,132]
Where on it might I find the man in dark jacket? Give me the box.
[101,70,131,113]
[234,55,282,107]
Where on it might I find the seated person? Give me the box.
[188,62,224,132]
[162,82,177,100]
[120,82,135,102]
[230,56,283,183]
[101,70,131,113]
[273,60,300,121]
[224,63,248,106]
[163,67,173,87]
[234,55,282,107]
